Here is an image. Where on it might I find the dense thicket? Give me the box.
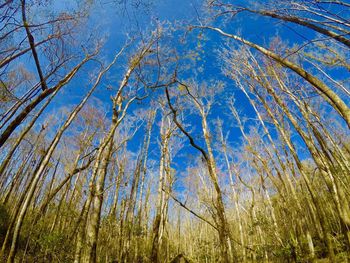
[0,0,349,262]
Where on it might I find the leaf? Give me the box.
[178,84,186,92]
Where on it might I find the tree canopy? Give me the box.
[0,0,349,262]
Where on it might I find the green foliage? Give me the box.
[37,231,74,258]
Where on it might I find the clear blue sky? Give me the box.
[42,0,349,190]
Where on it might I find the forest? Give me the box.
[0,0,350,262]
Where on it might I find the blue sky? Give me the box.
[25,0,349,190]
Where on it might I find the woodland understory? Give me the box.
[1,0,350,262]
